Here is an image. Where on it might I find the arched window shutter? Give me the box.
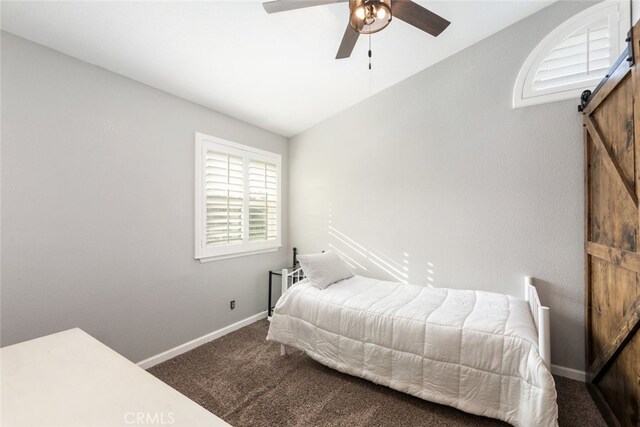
[513,1,629,108]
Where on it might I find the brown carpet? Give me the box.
[148,319,605,427]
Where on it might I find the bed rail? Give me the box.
[524,276,551,369]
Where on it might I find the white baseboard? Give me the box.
[137,311,268,370]
[551,364,586,382]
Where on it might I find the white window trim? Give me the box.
[194,132,282,263]
[513,0,630,108]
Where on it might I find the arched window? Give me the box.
[513,1,630,108]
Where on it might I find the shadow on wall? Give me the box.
[327,205,436,286]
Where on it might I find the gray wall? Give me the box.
[289,1,593,371]
[0,32,289,363]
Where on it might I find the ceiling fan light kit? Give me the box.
[350,0,392,34]
[262,0,450,60]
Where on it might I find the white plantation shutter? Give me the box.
[527,17,612,95]
[514,1,628,107]
[195,133,281,261]
[205,150,244,246]
[248,160,278,242]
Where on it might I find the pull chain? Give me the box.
[368,33,372,70]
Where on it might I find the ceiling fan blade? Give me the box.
[263,0,347,14]
[392,0,450,37]
[336,24,360,59]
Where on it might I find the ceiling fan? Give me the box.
[262,0,450,59]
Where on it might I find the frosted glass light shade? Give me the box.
[349,0,392,34]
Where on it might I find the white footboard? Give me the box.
[281,267,305,295]
[524,276,551,368]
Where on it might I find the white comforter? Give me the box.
[267,275,558,427]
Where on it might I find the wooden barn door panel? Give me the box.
[587,136,638,252]
[591,73,636,194]
[598,332,640,427]
[588,258,639,363]
[584,20,640,427]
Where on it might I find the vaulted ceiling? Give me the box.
[1,1,554,136]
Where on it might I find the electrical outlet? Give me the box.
[230,300,235,310]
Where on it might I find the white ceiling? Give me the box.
[1,0,554,137]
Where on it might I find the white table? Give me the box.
[1,328,231,426]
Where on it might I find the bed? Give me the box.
[267,270,557,427]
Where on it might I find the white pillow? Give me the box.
[297,251,353,289]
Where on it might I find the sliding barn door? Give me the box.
[584,21,640,427]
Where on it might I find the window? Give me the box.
[195,132,281,262]
[513,1,629,108]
